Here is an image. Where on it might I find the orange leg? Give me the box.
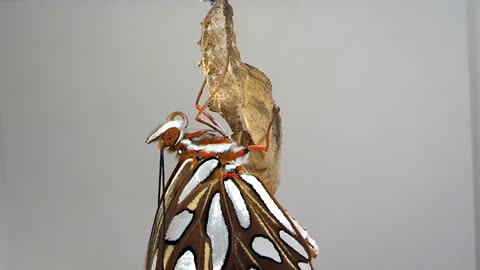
[194,78,224,133]
[247,107,280,152]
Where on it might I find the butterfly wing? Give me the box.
[145,157,197,270]
[146,157,316,270]
[229,173,316,270]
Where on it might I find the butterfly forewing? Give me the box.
[146,156,315,270]
[146,157,196,270]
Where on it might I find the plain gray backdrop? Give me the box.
[0,1,478,270]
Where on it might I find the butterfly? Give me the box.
[144,110,318,270]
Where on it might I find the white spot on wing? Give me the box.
[279,230,308,258]
[179,159,219,204]
[167,158,193,198]
[306,235,319,256]
[224,164,236,172]
[240,174,295,234]
[150,253,157,270]
[165,210,194,241]
[251,236,282,263]
[174,250,196,270]
[298,262,312,270]
[287,211,320,256]
[224,179,250,229]
[225,153,250,172]
[207,193,229,270]
[231,152,249,166]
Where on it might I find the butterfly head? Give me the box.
[146,111,189,149]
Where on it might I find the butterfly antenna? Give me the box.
[159,149,166,270]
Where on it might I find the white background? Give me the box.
[0,1,478,269]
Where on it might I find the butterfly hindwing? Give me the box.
[232,173,313,269]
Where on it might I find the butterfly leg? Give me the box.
[247,106,281,152]
[194,42,232,137]
[194,78,225,134]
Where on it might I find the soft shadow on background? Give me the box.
[0,1,478,270]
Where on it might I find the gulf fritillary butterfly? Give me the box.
[144,109,319,270]
[145,11,317,266]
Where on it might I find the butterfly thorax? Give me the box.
[176,130,250,173]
